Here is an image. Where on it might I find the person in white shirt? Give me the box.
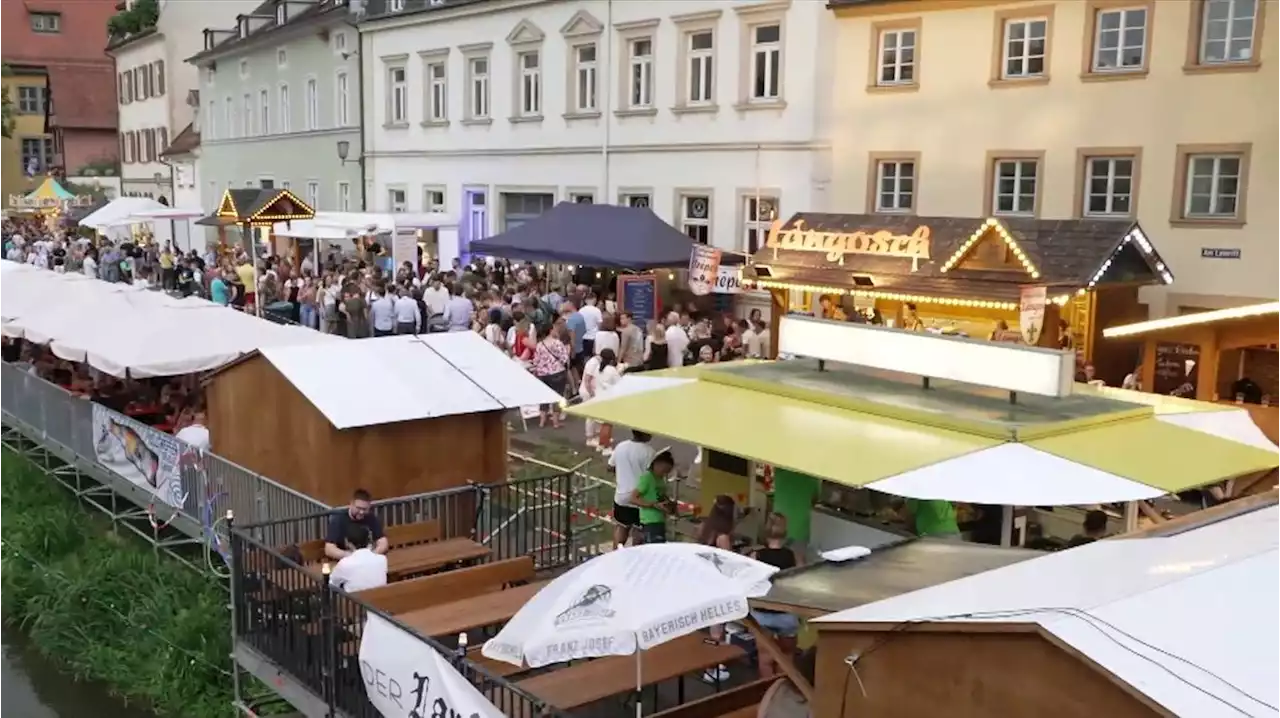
[741,322,761,358]
[175,410,211,451]
[593,314,620,358]
[370,289,397,337]
[393,287,421,334]
[579,294,604,355]
[608,429,657,547]
[753,319,771,359]
[422,277,450,318]
[579,353,603,446]
[81,252,98,278]
[329,525,388,593]
[664,312,690,368]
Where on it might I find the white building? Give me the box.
[107,0,260,202]
[359,0,834,256]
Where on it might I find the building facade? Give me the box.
[108,0,260,201]
[359,0,835,254]
[190,0,364,212]
[1,0,119,196]
[827,0,1277,317]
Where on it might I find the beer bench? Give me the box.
[647,678,778,718]
[356,555,536,615]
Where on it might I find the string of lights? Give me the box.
[1,540,233,678]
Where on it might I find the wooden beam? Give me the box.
[1117,488,1277,539]
[741,616,815,703]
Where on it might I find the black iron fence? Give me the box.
[231,529,563,718]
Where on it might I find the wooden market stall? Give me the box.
[745,214,1174,386]
[209,187,315,264]
[201,332,561,510]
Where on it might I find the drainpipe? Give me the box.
[601,0,613,202]
[350,17,369,211]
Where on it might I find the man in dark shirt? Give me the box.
[1066,510,1108,548]
[324,488,388,560]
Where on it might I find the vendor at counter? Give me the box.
[898,498,961,539]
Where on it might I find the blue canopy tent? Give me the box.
[470,202,741,270]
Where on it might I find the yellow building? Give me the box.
[1,67,51,201]
[828,0,1277,318]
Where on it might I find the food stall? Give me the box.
[214,187,315,268]
[744,214,1174,385]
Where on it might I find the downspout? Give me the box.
[601,0,613,202]
[351,16,369,211]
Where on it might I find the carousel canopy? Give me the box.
[26,177,76,202]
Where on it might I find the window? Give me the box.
[467,56,490,119]
[281,181,290,190]
[260,89,270,133]
[688,32,714,105]
[1197,0,1259,64]
[574,44,598,112]
[750,24,782,101]
[390,0,405,11]
[1184,154,1243,218]
[389,66,408,123]
[1002,18,1048,78]
[875,160,916,212]
[337,182,351,212]
[877,28,917,85]
[424,188,446,212]
[17,86,45,114]
[1083,156,1135,216]
[306,78,319,130]
[518,51,541,116]
[276,2,287,24]
[426,62,446,121]
[205,67,216,86]
[333,31,348,55]
[30,12,60,33]
[336,72,350,126]
[137,67,150,101]
[224,96,233,138]
[123,71,133,103]
[743,196,778,254]
[259,178,275,189]
[570,192,594,204]
[1091,7,1148,72]
[620,193,650,209]
[154,60,166,96]
[243,93,253,136]
[239,59,249,79]
[277,48,288,68]
[279,84,290,132]
[680,194,712,244]
[389,188,407,212]
[991,158,1039,215]
[628,38,654,108]
[307,181,320,210]
[20,138,55,173]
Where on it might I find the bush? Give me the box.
[1,449,233,718]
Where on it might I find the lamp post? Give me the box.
[336,140,366,211]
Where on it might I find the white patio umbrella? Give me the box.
[482,543,779,716]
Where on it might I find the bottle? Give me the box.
[456,632,468,660]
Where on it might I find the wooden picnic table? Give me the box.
[396,580,548,637]
[261,538,491,591]
[515,634,746,710]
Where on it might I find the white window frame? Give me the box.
[278,83,291,132]
[628,37,654,109]
[743,196,778,254]
[423,187,446,213]
[620,192,651,209]
[687,31,714,105]
[207,100,217,139]
[239,59,249,79]
[749,23,782,102]
[388,65,408,124]
[306,181,320,210]
[1002,18,1049,78]
[276,2,287,25]
[518,50,542,117]
[426,61,447,121]
[276,48,288,69]
[1184,154,1243,218]
[466,55,490,119]
[335,71,350,127]
[680,193,712,245]
[224,95,234,138]
[1083,156,1136,217]
[574,43,598,112]
[242,93,253,136]
[1199,0,1258,64]
[569,191,595,204]
[333,30,348,56]
[259,88,270,133]
[389,0,405,11]
[877,28,917,86]
[992,158,1039,216]
[282,181,291,190]
[1091,7,1148,73]
[305,77,319,130]
[875,160,916,213]
[337,182,351,212]
[388,187,408,213]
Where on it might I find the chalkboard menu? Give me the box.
[618,275,659,329]
[1153,342,1201,396]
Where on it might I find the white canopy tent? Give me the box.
[124,207,206,253]
[271,211,461,268]
[77,197,174,245]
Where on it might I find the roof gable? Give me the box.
[560,9,603,37]
[506,18,545,45]
[939,218,1041,279]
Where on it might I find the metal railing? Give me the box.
[230,530,563,718]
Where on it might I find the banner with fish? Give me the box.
[91,405,184,508]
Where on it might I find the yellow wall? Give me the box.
[2,71,50,200]
[830,0,1278,316]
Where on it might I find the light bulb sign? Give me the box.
[765,218,932,264]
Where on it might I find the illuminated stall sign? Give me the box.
[765,219,932,265]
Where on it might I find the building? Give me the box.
[1,0,119,197]
[826,0,1278,318]
[188,0,363,212]
[158,119,205,250]
[358,0,835,256]
[107,0,260,201]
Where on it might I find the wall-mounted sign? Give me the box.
[688,244,722,296]
[765,219,931,264]
[1200,248,1241,260]
[1019,286,1047,345]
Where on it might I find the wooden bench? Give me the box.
[356,555,536,615]
[466,645,525,678]
[283,520,443,565]
[648,678,777,718]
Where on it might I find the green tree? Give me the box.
[1,64,15,140]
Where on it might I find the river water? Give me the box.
[2,632,156,718]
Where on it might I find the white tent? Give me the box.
[78,197,169,230]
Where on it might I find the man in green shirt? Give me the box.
[630,451,676,544]
[903,498,961,539]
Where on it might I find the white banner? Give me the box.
[1019,285,1047,345]
[712,265,742,294]
[688,245,722,296]
[360,614,505,718]
[91,404,184,507]
[392,230,419,274]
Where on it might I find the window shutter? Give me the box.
[155,60,166,96]
[117,73,125,104]
[119,133,126,164]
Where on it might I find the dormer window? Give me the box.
[276,2,287,24]
[203,30,213,50]
[239,17,249,38]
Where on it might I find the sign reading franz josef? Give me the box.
[765,219,932,264]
